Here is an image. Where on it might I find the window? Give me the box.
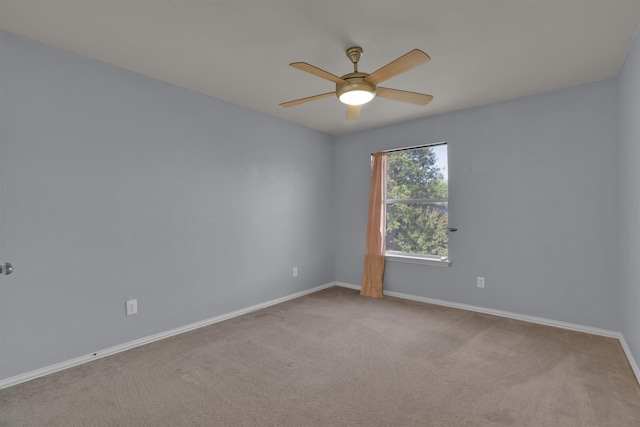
[385,143,449,265]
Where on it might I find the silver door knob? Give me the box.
[1,262,13,275]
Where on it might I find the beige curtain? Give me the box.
[361,152,387,298]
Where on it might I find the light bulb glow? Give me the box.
[339,90,375,105]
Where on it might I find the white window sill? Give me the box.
[385,253,451,267]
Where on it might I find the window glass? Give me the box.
[386,144,448,258]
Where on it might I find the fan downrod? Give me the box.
[346,46,363,72]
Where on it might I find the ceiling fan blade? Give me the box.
[376,87,433,106]
[290,62,348,84]
[365,49,431,85]
[280,92,335,108]
[346,104,361,120]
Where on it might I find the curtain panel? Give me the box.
[361,152,387,298]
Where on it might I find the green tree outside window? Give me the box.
[386,145,448,257]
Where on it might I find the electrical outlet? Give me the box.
[126,299,138,316]
[477,277,485,289]
[293,267,298,277]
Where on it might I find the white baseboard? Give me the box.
[0,282,335,390]
[5,281,638,389]
[335,281,620,337]
[619,336,640,385]
[335,282,361,291]
[335,281,640,385]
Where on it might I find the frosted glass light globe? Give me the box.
[339,89,375,105]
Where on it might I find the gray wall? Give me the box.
[1,27,635,383]
[0,31,334,380]
[335,79,620,331]
[619,29,640,368]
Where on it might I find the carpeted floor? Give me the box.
[2,286,640,426]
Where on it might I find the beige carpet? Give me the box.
[2,286,640,426]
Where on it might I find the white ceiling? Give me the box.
[1,1,639,136]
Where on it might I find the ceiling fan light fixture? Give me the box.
[336,80,376,106]
[339,89,375,105]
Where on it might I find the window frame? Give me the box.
[383,141,451,267]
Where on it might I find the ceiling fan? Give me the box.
[280,46,433,120]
